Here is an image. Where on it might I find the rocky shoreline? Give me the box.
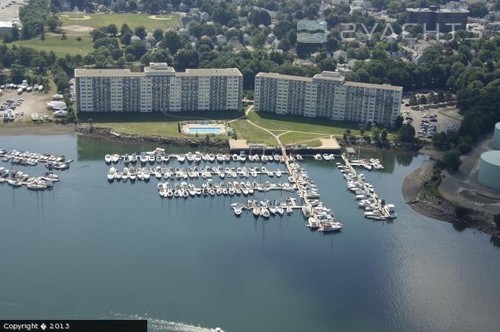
[75,125,229,149]
[402,156,500,239]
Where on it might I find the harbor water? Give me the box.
[1,135,500,332]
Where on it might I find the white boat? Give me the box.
[252,205,260,217]
[107,168,116,181]
[7,179,22,187]
[306,217,320,230]
[301,205,311,218]
[318,221,343,233]
[260,207,270,218]
[276,206,284,216]
[233,206,243,217]
[27,182,47,190]
[384,204,397,219]
[104,154,112,164]
[313,154,322,161]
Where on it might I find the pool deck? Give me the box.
[182,123,227,135]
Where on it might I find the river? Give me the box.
[0,135,499,332]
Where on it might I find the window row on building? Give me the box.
[254,71,403,127]
[75,63,243,113]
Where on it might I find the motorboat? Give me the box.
[384,204,397,219]
[318,221,343,233]
[306,217,320,230]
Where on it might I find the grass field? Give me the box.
[247,110,363,136]
[8,13,180,56]
[80,108,396,145]
[278,132,325,147]
[229,120,279,146]
[10,32,94,57]
[60,12,181,31]
[85,111,243,138]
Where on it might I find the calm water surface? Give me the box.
[0,135,499,332]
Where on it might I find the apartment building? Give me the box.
[406,5,469,33]
[75,63,243,113]
[254,71,402,127]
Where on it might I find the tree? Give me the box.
[47,16,60,33]
[153,28,164,43]
[173,49,199,71]
[134,26,147,40]
[371,127,380,141]
[380,129,388,141]
[120,24,132,36]
[397,124,416,142]
[161,31,182,54]
[252,32,266,48]
[318,58,336,72]
[468,3,488,18]
[442,149,461,172]
[10,64,26,83]
[107,24,118,36]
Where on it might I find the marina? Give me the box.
[0,148,72,170]
[1,135,499,332]
[0,167,60,190]
[101,146,397,232]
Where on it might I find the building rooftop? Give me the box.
[183,68,242,77]
[481,151,500,166]
[256,72,314,82]
[75,65,242,78]
[144,62,176,74]
[74,68,143,77]
[344,81,403,92]
[313,71,345,82]
[406,7,469,13]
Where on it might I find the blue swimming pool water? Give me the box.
[188,126,222,134]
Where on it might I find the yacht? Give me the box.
[260,207,270,219]
[306,217,320,230]
[318,221,343,233]
[384,204,397,219]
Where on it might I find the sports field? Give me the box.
[11,32,94,57]
[59,12,180,31]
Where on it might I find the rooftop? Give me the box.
[75,65,242,78]
[344,81,403,92]
[481,151,500,166]
[256,72,314,82]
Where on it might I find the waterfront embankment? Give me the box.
[76,125,229,149]
[402,148,500,238]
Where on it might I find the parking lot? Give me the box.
[0,88,53,124]
[0,0,22,22]
[401,103,462,140]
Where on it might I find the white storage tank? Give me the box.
[493,122,500,150]
[478,151,500,191]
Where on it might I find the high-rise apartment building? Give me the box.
[406,5,469,33]
[255,71,402,127]
[75,63,243,113]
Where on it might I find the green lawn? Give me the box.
[60,12,181,31]
[228,120,279,146]
[278,132,326,146]
[10,32,94,57]
[247,110,363,136]
[84,111,242,139]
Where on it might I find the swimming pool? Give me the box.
[188,126,223,135]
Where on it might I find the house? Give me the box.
[216,34,227,45]
[266,32,277,44]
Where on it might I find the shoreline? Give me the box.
[402,150,500,239]
[2,123,499,238]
